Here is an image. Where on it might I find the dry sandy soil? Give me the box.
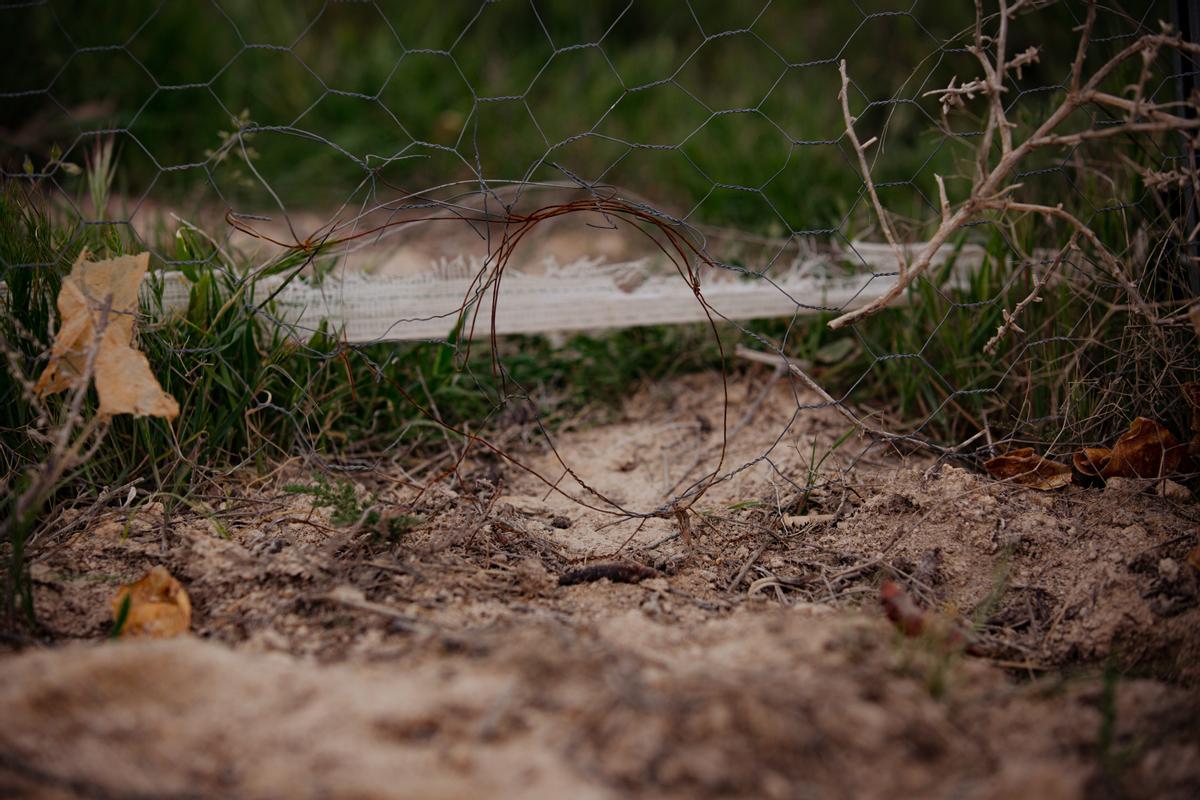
[2,371,1199,799]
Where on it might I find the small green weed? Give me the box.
[284,475,372,527]
[108,592,131,640]
[794,427,855,514]
[1092,658,1146,793]
[282,476,423,541]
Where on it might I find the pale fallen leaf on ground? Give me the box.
[983,447,1072,490]
[1073,418,1182,480]
[783,513,836,527]
[1157,480,1192,501]
[110,566,191,639]
[34,250,178,419]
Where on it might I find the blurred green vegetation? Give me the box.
[2,0,1170,232]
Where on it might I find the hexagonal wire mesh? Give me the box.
[2,1,1197,521]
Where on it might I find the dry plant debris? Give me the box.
[879,578,931,637]
[983,448,1073,490]
[109,566,192,639]
[986,414,1194,489]
[34,250,178,419]
[558,561,658,586]
[879,579,975,652]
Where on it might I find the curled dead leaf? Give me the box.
[1073,448,1114,478]
[34,250,178,419]
[1072,418,1182,480]
[983,447,1072,490]
[110,566,191,639]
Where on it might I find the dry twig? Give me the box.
[829,1,1200,332]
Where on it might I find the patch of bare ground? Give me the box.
[3,371,1198,799]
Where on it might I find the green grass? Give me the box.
[5,1,1164,228]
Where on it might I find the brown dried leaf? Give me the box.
[1072,448,1113,478]
[110,566,191,639]
[983,447,1072,490]
[1072,418,1182,480]
[34,250,178,419]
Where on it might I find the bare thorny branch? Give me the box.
[831,0,1200,341]
[3,307,113,540]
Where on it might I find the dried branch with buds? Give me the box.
[830,0,1200,339]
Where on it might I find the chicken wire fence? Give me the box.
[2,0,1198,517]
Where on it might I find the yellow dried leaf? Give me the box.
[34,250,178,419]
[983,447,1072,490]
[95,342,182,418]
[110,566,191,639]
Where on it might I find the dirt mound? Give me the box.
[4,372,1198,798]
[814,464,1200,681]
[4,611,1197,800]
